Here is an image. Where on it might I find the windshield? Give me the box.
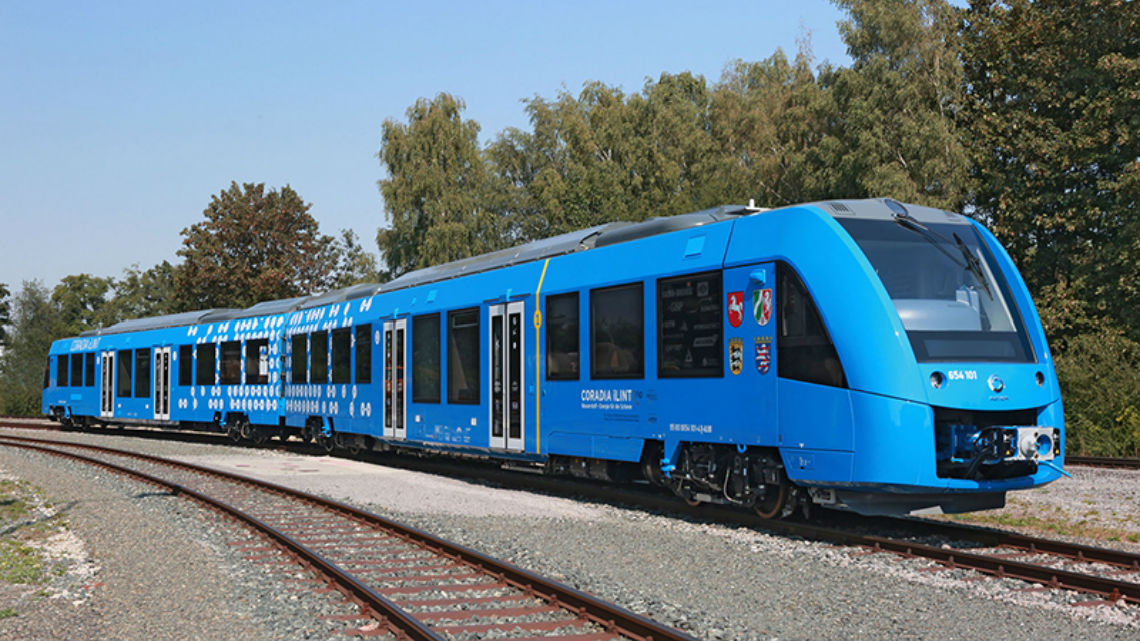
[838,217,1035,363]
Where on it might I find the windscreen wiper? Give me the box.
[892,214,994,300]
[953,232,994,300]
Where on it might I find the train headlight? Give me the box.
[930,371,944,389]
[1035,371,1045,387]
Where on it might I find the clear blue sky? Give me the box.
[0,0,853,293]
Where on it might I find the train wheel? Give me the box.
[227,421,242,443]
[753,476,789,519]
[683,495,703,507]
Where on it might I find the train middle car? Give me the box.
[42,198,1066,516]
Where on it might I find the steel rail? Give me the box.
[0,434,700,641]
[0,438,444,641]
[1066,455,1140,469]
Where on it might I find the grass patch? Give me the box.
[0,608,17,619]
[0,539,47,584]
[950,511,1140,543]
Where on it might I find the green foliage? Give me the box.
[377,94,509,278]
[173,182,338,310]
[0,282,62,416]
[331,229,381,287]
[108,261,175,322]
[50,274,115,336]
[962,0,1140,340]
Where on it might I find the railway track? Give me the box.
[0,434,698,641]
[1066,454,1140,469]
[3,423,1138,609]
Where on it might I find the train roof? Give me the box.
[80,308,238,336]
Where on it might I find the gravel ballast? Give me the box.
[1,427,1136,640]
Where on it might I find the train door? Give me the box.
[99,351,114,418]
[153,347,171,421]
[724,263,779,445]
[488,301,525,451]
[382,318,407,439]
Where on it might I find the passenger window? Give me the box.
[178,345,193,386]
[777,263,847,388]
[117,349,132,397]
[591,283,644,379]
[657,271,722,378]
[331,328,351,384]
[291,334,308,384]
[412,313,441,403]
[85,352,96,387]
[134,348,151,398]
[70,352,84,388]
[310,331,329,384]
[220,341,241,385]
[354,324,372,384]
[448,308,480,404]
[57,354,69,387]
[196,343,216,386]
[546,293,579,380]
[246,339,269,385]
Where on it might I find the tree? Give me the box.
[962,0,1140,339]
[377,94,509,278]
[107,261,176,322]
[0,282,63,415]
[173,182,338,310]
[51,274,115,336]
[331,230,381,287]
[820,0,968,209]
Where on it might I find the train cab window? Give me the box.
[245,339,269,385]
[777,264,847,388]
[84,352,95,387]
[657,271,722,378]
[447,308,480,404]
[412,313,441,403]
[178,346,193,386]
[310,331,329,384]
[220,341,241,385]
[291,335,308,384]
[56,354,69,387]
[354,324,372,384]
[590,283,644,379]
[196,343,216,386]
[134,348,151,398]
[331,329,351,384]
[117,349,132,397]
[70,352,84,387]
[546,293,579,380]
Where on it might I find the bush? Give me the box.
[1053,324,1140,457]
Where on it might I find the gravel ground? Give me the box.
[0,427,1137,640]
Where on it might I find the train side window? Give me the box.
[220,341,241,385]
[590,282,644,379]
[57,354,69,387]
[546,292,579,380]
[777,263,847,388]
[134,348,151,398]
[291,335,308,384]
[412,313,441,403]
[354,324,372,384]
[246,339,269,385]
[84,352,95,387]
[310,331,329,384]
[657,271,722,378]
[178,345,193,386]
[196,343,216,386]
[70,352,84,387]
[117,349,132,397]
[331,328,351,384]
[43,358,50,390]
[447,308,480,404]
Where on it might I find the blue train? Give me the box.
[42,198,1066,516]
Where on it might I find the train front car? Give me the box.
[730,198,1064,516]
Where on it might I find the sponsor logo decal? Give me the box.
[753,288,772,326]
[729,338,744,375]
[755,336,771,374]
[727,291,744,328]
[988,374,1005,393]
